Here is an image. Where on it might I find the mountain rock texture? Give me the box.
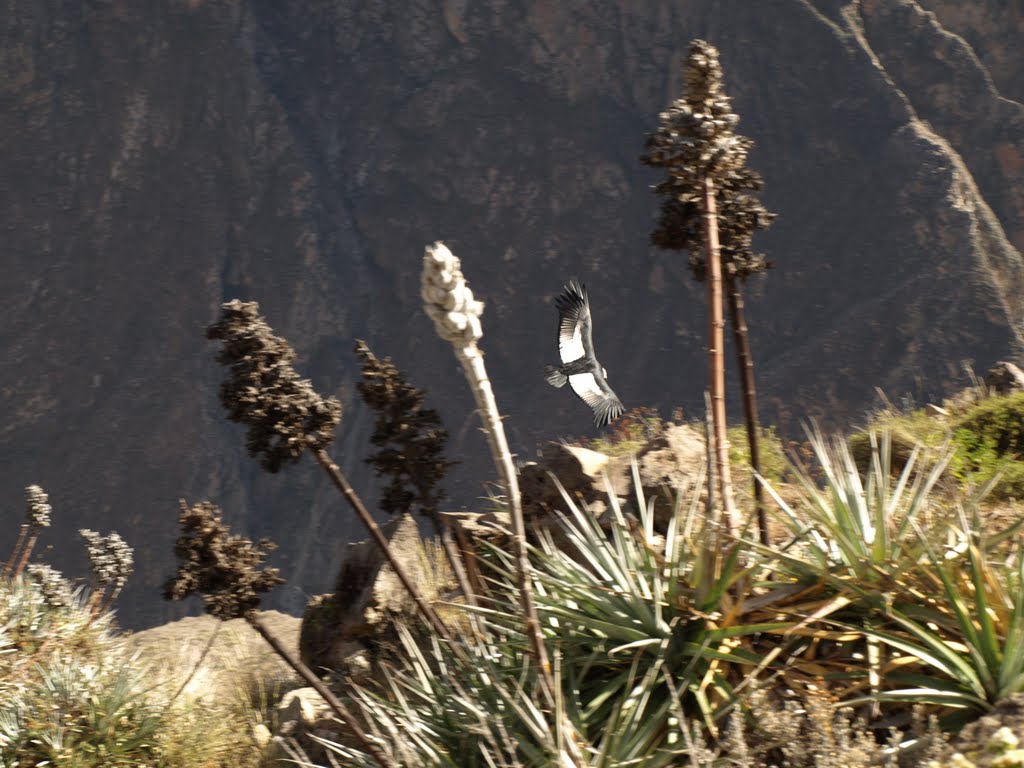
[2,0,1022,627]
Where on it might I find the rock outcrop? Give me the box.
[519,423,707,529]
[299,513,444,675]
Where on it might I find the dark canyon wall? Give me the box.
[1,0,1021,626]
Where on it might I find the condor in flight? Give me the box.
[544,280,624,427]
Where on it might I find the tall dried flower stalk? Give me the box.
[79,528,134,612]
[206,300,455,646]
[644,55,776,545]
[6,485,53,578]
[164,500,395,768]
[420,242,556,703]
[643,40,763,538]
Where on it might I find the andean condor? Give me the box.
[543,280,625,427]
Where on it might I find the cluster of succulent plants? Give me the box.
[0,484,164,766]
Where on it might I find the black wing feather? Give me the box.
[551,280,624,427]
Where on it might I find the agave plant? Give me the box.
[0,578,164,767]
[759,428,951,587]
[313,622,568,768]
[518,462,787,742]
[754,427,1024,732]
[842,502,1024,723]
[0,653,163,766]
[311,461,802,767]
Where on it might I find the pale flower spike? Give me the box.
[421,241,584,765]
[421,243,484,345]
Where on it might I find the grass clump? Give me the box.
[850,391,1024,501]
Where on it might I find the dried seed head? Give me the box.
[164,500,284,621]
[355,340,453,517]
[641,39,775,280]
[25,485,51,529]
[206,300,342,473]
[421,242,484,347]
[80,529,134,590]
[27,563,74,610]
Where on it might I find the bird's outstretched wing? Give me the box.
[555,281,594,366]
[568,371,624,427]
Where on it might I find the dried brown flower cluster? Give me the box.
[643,40,743,187]
[26,563,74,609]
[642,40,775,281]
[355,340,453,517]
[5,485,54,578]
[164,500,284,621]
[206,300,342,473]
[79,528,134,591]
[650,167,775,281]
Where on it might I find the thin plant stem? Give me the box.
[13,531,38,578]
[87,587,105,617]
[312,447,455,645]
[454,343,554,707]
[726,273,770,546]
[703,390,720,596]
[247,614,396,768]
[702,175,738,537]
[449,514,488,599]
[4,524,28,578]
[429,510,479,610]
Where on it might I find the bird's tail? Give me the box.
[544,365,568,388]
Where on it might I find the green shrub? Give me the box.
[950,392,1024,499]
[849,392,1024,501]
[728,423,788,484]
[587,406,664,457]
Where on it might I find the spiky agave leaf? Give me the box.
[841,507,1024,720]
[756,428,951,587]
[492,460,787,742]
[311,622,555,767]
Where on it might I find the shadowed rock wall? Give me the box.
[1,0,1021,626]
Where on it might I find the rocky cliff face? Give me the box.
[2,0,1022,627]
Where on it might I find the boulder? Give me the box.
[299,514,437,673]
[985,361,1024,395]
[519,424,708,532]
[519,443,628,522]
[277,687,330,730]
[635,424,708,517]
